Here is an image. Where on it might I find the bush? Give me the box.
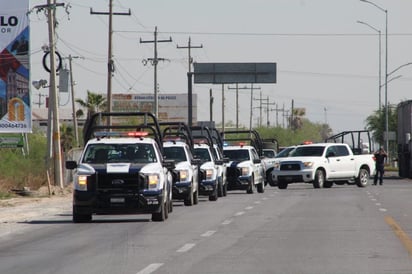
[0,133,48,196]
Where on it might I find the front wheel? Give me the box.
[356,168,370,187]
[277,180,288,189]
[313,169,325,188]
[72,206,92,223]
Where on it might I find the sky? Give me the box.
[27,0,412,134]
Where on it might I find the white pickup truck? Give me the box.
[271,143,376,189]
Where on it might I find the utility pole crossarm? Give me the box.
[140,26,172,118]
[177,37,203,73]
[90,0,131,126]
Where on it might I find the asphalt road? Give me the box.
[1,177,412,274]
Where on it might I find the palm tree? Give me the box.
[75,90,107,120]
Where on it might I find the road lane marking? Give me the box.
[385,216,412,257]
[177,243,196,253]
[136,263,163,274]
[254,201,261,204]
[375,203,381,206]
[234,211,245,216]
[245,206,254,210]
[262,197,268,200]
[222,219,232,225]
[201,230,216,237]
[379,208,387,212]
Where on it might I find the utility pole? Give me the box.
[140,26,172,118]
[248,85,261,131]
[177,37,203,73]
[209,88,213,123]
[253,91,268,127]
[64,55,83,146]
[228,84,260,130]
[33,93,47,107]
[33,0,65,188]
[262,96,276,127]
[91,1,131,126]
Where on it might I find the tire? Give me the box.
[164,199,169,220]
[277,180,288,189]
[356,168,370,187]
[72,206,92,223]
[217,178,224,197]
[313,169,325,188]
[247,175,254,194]
[152,199,166,222]
[323,181,333,188]
[257,182,264,193]
[209,187,218,201]
[184,186,194,206]
[193,189,199,205]
[222,182,227,197]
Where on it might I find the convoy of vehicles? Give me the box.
[66,117,377,222]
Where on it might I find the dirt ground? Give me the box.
[0,185,72,238]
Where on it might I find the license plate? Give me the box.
[110,197,125,203]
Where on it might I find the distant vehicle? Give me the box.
[191,126,225,201]
[65,112,175,223]
[271,142,376,189]
[161,122,201,207]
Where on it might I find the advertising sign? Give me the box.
[0,0,31,133]
[112,93,197,123]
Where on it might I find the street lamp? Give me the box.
[357,20,381,110]
[360,0,389,156]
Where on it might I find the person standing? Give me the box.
[374,147,387,185]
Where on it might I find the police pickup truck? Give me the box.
[65,112,175,222]
[191,126,225,201]
[223,130,265,194]
[161,122,200,206]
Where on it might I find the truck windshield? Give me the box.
[223,149,250,161]
[164,147,187,162]
[82,143,157,164]
[193,148,211,161]
[290,146,325,157]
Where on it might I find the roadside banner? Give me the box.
[0,0,31,133]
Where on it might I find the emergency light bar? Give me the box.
[94,131,149,138]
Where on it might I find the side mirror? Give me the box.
[191,158,202,166]
[215,159,224,165]
[253,159,261,164]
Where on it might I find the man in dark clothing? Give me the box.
[374,147,387,185]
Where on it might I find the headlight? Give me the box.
[205,169,214,180]
[75,175,88,191]
[274,162,280,169]
[240,167,250,176]
[179,170,189,181]
[148,174,160,189]
[303,162,314,168]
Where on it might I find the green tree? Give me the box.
[60,123,74,152]
[75,90,107,120]
[365,105,397,146]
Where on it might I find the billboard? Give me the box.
[0,0,31,133]
[112,93,197,123]
[194,62,277,84]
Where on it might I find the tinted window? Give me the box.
[223,149,250,161]
[291,146,325,157]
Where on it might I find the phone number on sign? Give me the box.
[0,124,28,128]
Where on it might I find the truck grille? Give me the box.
[89,172,147,192]
[226,167,240,183]
[280,163,301,171]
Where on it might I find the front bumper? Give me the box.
[199,179,217,195]
[272,170,314,183]
[73,190,164,215]
[227,175,252,190]
[172,181,192,199]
